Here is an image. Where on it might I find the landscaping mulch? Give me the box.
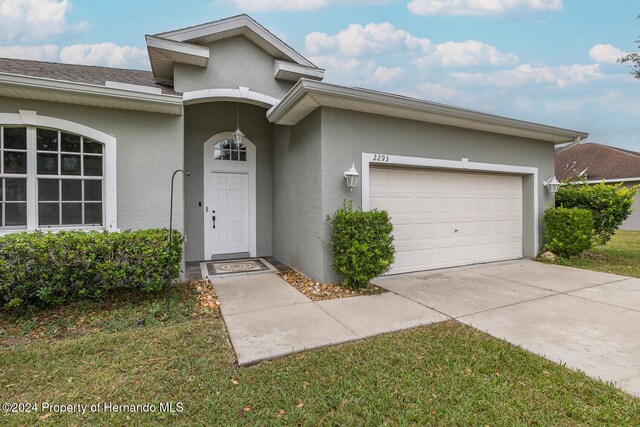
[193,280,221,316]
[278,270,387,301]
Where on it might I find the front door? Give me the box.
[211,172,249,255]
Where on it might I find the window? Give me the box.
[213,139,246,161]
[0,124,105,231]
[1,127,27,228]
[36,128,104,227]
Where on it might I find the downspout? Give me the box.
[555,136,582,153]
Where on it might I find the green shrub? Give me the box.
[0,228,182,310]
[543,207,593,257]
[327,201,395,289]
[555,181,638,245]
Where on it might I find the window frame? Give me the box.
[0,110,117,234]
[0,126,28,229]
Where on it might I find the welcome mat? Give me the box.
[201,258,278,278]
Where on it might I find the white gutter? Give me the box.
[267,79,589,143]
[0,72,183,115]
[580,177,640,184]
[555,136,583,153]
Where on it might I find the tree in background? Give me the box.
[618,16,640,79]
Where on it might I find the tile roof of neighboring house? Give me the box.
[0,57,179,95]
[556,142,640,181]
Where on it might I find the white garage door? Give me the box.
[370,167,523,274]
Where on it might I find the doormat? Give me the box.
[201,258,277,278]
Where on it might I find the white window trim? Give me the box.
[0,110,117,234]
[360,153,539,255]
[203,132,257,258]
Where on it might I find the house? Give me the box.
[0,14,588,281]
[556,142,640,230]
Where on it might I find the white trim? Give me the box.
[145,35,210,60]
[105,81,162,95]
[183,87,279,108]
[274,60,324,81]
[268,79,588,143]
[361,153,539,255]
[203,132,257,259]
[0,72,183,115]
[0,111,117,231]
[156,14,316,68]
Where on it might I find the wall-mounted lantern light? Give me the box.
[343,163,360,191]
[543,176,560,194]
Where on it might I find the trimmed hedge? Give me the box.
[556,181,638,245]
[0,228,183,310]
[543,207,593,257]
[327,201,395,289]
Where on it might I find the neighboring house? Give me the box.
[0,15,588,281]
[556,142,640,231]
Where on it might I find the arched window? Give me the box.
[0,124,105,230]
[213,138,247,161]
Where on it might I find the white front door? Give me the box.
[211,172,249,255]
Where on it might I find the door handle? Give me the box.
[212,215,216,229]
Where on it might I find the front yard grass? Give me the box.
[1,283,639,426]
[557,230,640,279]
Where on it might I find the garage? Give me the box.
[369,166,523,274]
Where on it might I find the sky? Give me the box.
[0,0,638,150]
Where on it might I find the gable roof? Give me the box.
[147,14,322,85]
[556,142,640,181]
[268,79,588,144]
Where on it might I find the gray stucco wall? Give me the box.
[173,36,295,100]
[183,102,273,261]
[0,97,184,233]
[621,182,640,230]
[272,110,324,279]
[314,107,556,283]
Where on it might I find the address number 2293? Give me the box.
[372,154,390,162]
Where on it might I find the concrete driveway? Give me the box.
[374,260,640,397]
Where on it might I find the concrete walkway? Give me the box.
[211,273,446,365]
[212,260,640,397]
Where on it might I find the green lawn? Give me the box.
[1,284,639,426]
[557,230,640,278]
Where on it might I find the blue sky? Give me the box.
[0,0,638,150]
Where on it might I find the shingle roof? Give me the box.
[556,142,640,181]
[0,57,179,95]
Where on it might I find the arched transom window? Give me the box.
[213,139,246,161]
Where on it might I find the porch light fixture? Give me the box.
[233,102,244,146]
[543,176,560,194]
[343,163,360,191]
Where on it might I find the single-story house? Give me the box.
[556,142,640,230]
[0,14,588,281]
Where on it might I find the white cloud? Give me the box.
[59,43,149,68]
[0,44,58,60]
[589,44,628,64]
[229,0,328,11]
[226,0,390,10]
[0,0,87,42]
[407,0,563,16]
[414,40,518,68]
[305,22,430,57]
[416,82,467,101]
[368,66,405,85]
[453,63,602,88]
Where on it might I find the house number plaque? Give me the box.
[372,154,390,162]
